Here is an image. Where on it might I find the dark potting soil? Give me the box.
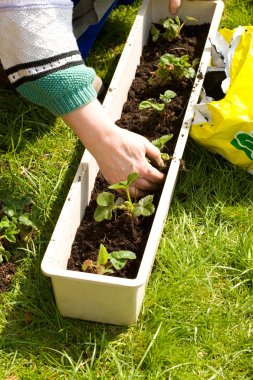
[0,262,16,292]
[68,23,210,279]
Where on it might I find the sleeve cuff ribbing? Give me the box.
[16,64,97,115]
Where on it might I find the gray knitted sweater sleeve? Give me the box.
[0,0,101,115]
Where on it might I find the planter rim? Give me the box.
[42,267,147,288]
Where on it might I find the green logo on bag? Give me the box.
[231,131,253,160]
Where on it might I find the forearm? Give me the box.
[62,99,119,156]
[0,1,96,115]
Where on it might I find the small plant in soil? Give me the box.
[82,243,136,275]
[149,53,197,85]
[0,217,19,263]
[151,16,198,42]
[139,89,177,112]
[0,197,37,263]
[152,134,173,161]
[94,172,155,222]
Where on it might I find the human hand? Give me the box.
[93,126,165,198]
[169,0,181,14]
[62,99,165,198]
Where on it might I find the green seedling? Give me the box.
[139,90,177,112]
[152,134,173,161]
[0,216,19,263]
[149,53,196,84]
[94,172,155,222]
[0,197,37,264]
[160,90,177,103]
[82,243,136,275]
[151,16,198,42]
[139,100,165,112]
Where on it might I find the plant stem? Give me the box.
[126,188,132,205]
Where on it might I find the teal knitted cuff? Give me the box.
[17,65,97,115]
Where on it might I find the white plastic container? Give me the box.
[41,0,224,325]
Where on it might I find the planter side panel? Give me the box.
[52,277,145,325]
[152,0,218,23]
[102,0,152,121]
[41,152,98,274]
[137,0,224,280]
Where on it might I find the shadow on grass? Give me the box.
[0,82,84,269]
[0,261,127,377]
[0,86,57,154]
[171,137,253,289]
[0,85,126,376]
[176,138,253,206]
[1,271,127,376]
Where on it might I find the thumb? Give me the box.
[144,140,164,168]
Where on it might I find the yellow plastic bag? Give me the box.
[190,26,253,174]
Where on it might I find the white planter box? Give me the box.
[41,0,224,325]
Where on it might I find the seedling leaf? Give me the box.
[0,216,12,229]
[0,246,11,264]
[110,258,126,270]
[185,16,198,22]
[94,205,115,222]
[139,100,165,112]
[133,195,155,217]
[110,250,136,260]
[160,17,181,40]
[159,90,177,103]
[109,250,136,270]
[161,153,170,161]
[18,213,37,229]
[152,134,173,150]
[94,192,117,222]
[0,216,19,243]
[151,24,160,41]
[0,197,37,265]
[109,172,138,190]
[96,192,115,207]
[184,67,196,79]
[97,244,109,266]
[150,53,196,84]
[2,197,32,217]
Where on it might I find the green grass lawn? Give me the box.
[0,0,253,379]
